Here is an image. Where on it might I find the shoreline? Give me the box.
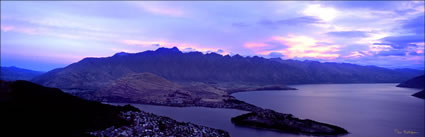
[100,88,349,137]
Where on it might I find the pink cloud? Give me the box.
[0,25,40,35]
[122,40,168,47]
[135,2,186,17]
[244,43,268,48]
[1,25,15,32]
[4,50,91,64]
[245,35,341,59]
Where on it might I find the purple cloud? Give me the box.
[327,31,369,38]
[259,16,323,28]
[268,52,284,58]
[379,35,424,49]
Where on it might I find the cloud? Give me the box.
[1,25,15,32]
[216,49,224,53]
[232,22,249,27]
[121,40,169,47]
[259,16,323,28]
[376,49,406,56]
[379,35,424,49]
[244,40,288,54]
[0,25,41,35]
[323,1,424,14]
[245,35,341,59]
[134,2,186,17]
[327,31,370,38]
[402,14,424,34]
[303,4,338,22]
[268,52,284,58]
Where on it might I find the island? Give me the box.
[231,109,349,136]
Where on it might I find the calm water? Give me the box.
[124,104,303,137]
[117,83,424,137]
[234,83,424,137]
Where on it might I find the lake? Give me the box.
[121,83,424,137]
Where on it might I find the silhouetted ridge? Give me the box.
[1,66,44,81]
[397,75,424,89]
[155,47,182,54]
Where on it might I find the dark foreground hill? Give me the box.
[1,66,44,81]
[397,75,425,99]
[32,47,423,92]
[412,90,425,99]
[397,75,424,89]
[0,80,138,137]
[0,80,229,137]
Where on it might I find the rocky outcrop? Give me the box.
[412,90,425,99]
[90,111,229,137]
[231,109,349,136]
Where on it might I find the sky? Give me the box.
[1,1,424,71]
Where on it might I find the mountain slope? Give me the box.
[396,75,424,89]
[78,72,210,104]
[73,72,262,111]
[33,47,423,92]
[396,75,424,99]
[1,66,44,81]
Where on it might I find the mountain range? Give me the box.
[32,47,424,93]
[1,66,44,81]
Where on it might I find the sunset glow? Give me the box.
[1,1,424,71]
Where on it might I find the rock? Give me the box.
[90,111,230,137]
[231,109,349,136]
[412,90,425,99]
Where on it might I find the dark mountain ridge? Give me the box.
[32,47,423,92]
[396,75,424,99]
[397,75,424,89]
[1,66,44,81]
